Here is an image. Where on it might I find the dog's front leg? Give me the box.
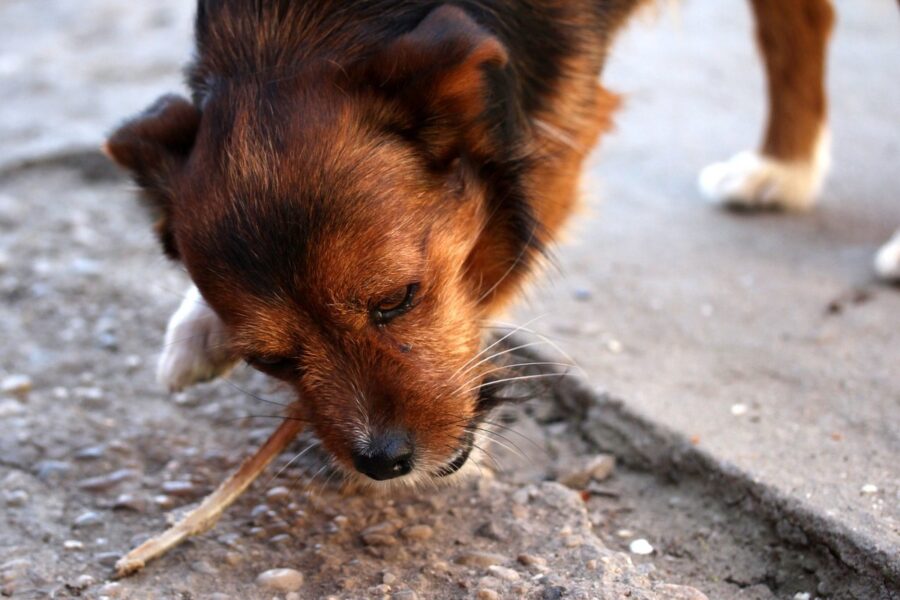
[157,284,237,391]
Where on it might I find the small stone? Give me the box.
[629,538,654,555]
[861,484,878,494]
[730,403,748,416]
[77,468,139,492]
[488,565,520,581]
[95,551,121,567]
[161,480,197,496]
[224,552,242,566]
[4,489,28,507]
[368,584,392,595]
[74,574,95,588]
[474,521,505,541]
[455,551,509,568]
[792,594,811,600]
[541,586,566,600]
[393,591,417,600]
[382,572,398,585]
[558,454,616,489]
[361,521,398,546]
[286,593,301,600]
[400,525,433,541]
[63,540,84,550]
[73,511,103,528]
[191,560,218,575]
[517,554,547,568]
[152,494,174,509]
[615,528,633,538]
[74,445,106,460]
[477,590,499,600]
[257,568,304,592]
[266,486,291,502]
[113,492,146,512]
[1,374,32,395]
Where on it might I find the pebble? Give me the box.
[73,511,104,528]
[95,551,121,567]
[4,489,28,507]
[161,480,197,496]
[74,574,95,588]
[558,454,616,489]
[361,522,398,546]
[488,565,520,581]
[629,538,654,555]
[77,468,139,492]
[730,403,748,416]
[265,486,291,502]
[382,572,398,585]
[191,560,218,575]
[792,594,811,600]
[257,568,304,592]
[392,591,418,600]
[285,593,301,600]
[455,551,509,568]
[113,492,147,512]
[0,374,32,395]
[400,524,433,542]
[477,589,500,600]
[860,484,878,494]
[63,539,84,550]
[474,521,505,541]
[517,554,547,568]
[74,445,106,460]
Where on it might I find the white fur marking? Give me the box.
[699,127,831,211]
[874,229,900,281]
[157,284,237,392]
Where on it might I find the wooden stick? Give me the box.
[115,418,305,577]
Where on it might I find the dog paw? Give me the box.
[157,284,237,392]
[875,229,900,281]
[699,130,830,211]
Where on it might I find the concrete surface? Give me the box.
[517,0,900,582]
[0,0,898,598]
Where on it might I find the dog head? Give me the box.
[106,6,537,487]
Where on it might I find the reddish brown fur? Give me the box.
[751,0,835,161]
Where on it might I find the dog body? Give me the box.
[107,0,890,488]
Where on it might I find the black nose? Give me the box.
[352,431,414,481]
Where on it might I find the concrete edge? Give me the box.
[509,334,899,595]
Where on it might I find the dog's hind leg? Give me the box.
[699,0,835,211]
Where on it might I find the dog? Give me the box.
[105,0,896,490]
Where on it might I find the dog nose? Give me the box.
[352,431,414,481]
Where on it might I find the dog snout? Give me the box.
[352,430,414,481]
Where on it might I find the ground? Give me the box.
[0,1,898,599]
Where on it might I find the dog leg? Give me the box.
[115,416,304,576]
[157,284,237,391]
[699,0,835,210]
[875,230,900,281]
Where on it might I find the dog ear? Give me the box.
[104,94,201,259]
[361,5,509,164]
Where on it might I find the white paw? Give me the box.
[157,284,237,392]
[699,129,830,211]
[874,229,900,281]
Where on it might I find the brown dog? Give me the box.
[106,0,870,491]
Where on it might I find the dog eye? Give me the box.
[246,355,295,376]
[372,283,419,325]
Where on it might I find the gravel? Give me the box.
[256,568,304,592]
